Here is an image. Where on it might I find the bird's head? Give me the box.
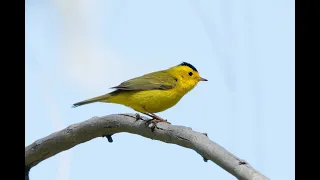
[168,62,207,92]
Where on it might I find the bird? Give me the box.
[72,62,207,124]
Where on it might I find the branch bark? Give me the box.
[25,113,269,180]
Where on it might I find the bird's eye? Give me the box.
[188,72,193,76]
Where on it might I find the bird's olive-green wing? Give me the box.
[111,70,177,91]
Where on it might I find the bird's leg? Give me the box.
[140,112,170,132]
[141,112,171,124]
[140,106,171,124]
[149,113,171,124]
[141,112,154,122]
[146,113,171,124]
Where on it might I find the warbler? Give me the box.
[73,62,207,124]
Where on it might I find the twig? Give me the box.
[25,113,269,180]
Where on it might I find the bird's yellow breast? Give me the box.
[106,88,185,113]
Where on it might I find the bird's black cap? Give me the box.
[178,62,198,72]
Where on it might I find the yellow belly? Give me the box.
[105,89,184,113]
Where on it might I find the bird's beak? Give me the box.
[199,77,208,81]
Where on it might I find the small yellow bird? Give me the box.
[73,62,207,124]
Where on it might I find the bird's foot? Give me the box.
[149,114,171,124]
[144,115,171,132]
[147,119,171,124]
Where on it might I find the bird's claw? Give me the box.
[151,119,171,124]
[145,118,171,125]
[144,118,171,132]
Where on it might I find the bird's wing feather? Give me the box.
[111,70,177,91]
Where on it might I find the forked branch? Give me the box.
[25,113,269,180]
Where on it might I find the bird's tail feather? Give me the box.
[72,93,111,108]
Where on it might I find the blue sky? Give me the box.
[26,0,294,180]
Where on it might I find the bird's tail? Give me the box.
[72,93,111,108]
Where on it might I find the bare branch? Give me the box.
[25,166,30,180]
[25,113,269,180]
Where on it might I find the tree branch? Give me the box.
[25,113,269,180]
[25,166,30,180]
